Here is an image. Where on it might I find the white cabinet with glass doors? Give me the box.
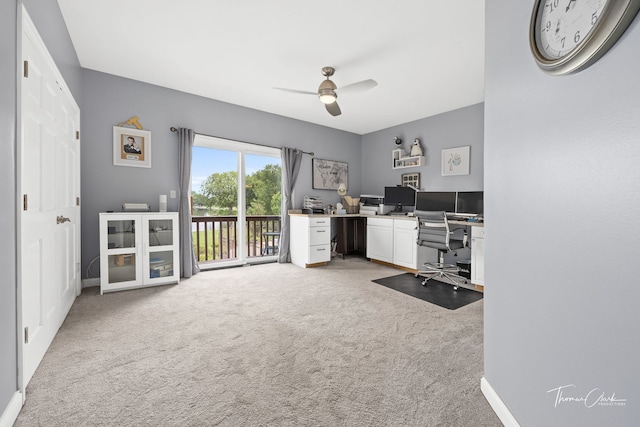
[99,212,180,294]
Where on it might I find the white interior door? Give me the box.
[19,7,81,389]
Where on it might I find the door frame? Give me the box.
[193,135,281,268]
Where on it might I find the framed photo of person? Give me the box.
[113,126,151,168]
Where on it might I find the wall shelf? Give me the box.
[392,149,425,169]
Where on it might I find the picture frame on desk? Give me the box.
[312,158,348,190]
[113,126,151,168]
[401,172,420,189]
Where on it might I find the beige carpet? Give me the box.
[15,257,501,427]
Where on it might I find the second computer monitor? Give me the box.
[415,191,456,213]
[456,191,484,216]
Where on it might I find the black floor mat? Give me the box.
[372,273,483,310]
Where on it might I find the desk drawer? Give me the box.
[472,226,484,239]
[309,244,331,263]
[309,217,330,227]
[393,218,417,230]
[367,217,393,228]
[309,226,330,245]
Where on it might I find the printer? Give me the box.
[359,195,393,215]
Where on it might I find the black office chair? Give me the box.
[414,210,467,290]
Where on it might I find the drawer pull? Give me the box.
[316,229,326,232]
[317,248,326,251]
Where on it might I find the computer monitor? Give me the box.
[384,186,416,212]
[414,191,456,213]
[456,191,484,216]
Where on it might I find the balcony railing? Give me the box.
[192,215,281,263]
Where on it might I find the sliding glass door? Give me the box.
[191,135,281,268]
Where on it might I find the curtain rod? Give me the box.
[169,127,314,156]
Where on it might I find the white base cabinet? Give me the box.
[99,212,180,294]
[392,218,418,269]
[367,217,422,268]
[290,215,331,268]
[471,226,485,286]
[366,217,394,263]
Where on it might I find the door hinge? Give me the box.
[24,60,29,78]
[23,194,28,211]
[76,130,80,140]
[76,197,80,206]
[24,327,29,343]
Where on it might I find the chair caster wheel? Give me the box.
[421,279,428,286]
[453,285,459,291]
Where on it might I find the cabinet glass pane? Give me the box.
[149,250,174,278]
[107,220,136,249]
[148,220,174,247]
[107,253,136,283]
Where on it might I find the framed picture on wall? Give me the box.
[401,173,420,189]
[113,126,151,168]
[312,158,348,190]
[441,145,470,176]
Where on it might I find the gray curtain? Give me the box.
[278,147,303,263]
[177,128,200,278]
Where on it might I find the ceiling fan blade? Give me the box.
[273,87,317,95]
[337,79,377,95]
[325,101,341,116]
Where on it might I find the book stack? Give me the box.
[149,257,173,278]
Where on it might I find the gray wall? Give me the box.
[361,103,484,195]
[0,0,18,413]
[485,1,640,426]
[80,70,362,277]
[1,0,83,417]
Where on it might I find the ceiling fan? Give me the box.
[273,66,377,116]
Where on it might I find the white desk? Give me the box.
[289,213,485,285]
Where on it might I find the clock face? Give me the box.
[530,0,640,74]
[536,0,608,59]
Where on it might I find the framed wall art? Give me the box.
[441,146,470,176]
[401,172,420,189]
[312,158,348,190]
[113,126,151,168]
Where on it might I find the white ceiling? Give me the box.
[57,0,485,135]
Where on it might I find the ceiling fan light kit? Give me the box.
[318,79,337,104]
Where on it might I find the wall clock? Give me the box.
[530,0,640,75]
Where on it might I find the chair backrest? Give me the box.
[414,210,453,251]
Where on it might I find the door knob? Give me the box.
[56,215,70,224]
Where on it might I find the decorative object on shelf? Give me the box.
[529,0,640,75]
[393,136,402,145]
[392,148,425,169]
[113,126,151,168]
[410,138,423,156]
[401,173,420,189]
[441,146,470,176]
[312,158,348,190]
[337,183,347,196]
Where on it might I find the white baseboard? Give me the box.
[481,376,520,427]
[0,391,23,427]
[82,278,100,288]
